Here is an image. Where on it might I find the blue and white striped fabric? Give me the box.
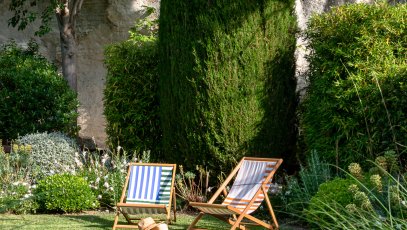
[126,165,173,205]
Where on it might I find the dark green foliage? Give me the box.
[302,2,407,167]
[0,41,79,140]
[159,0,297,172]
[104,34,161,156]
[35,174,99,213]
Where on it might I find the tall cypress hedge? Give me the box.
[159,0,297,172]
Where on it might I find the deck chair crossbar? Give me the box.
[188,157,283,230]
[113,163,177,229]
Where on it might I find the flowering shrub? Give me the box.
[0,181,39,214]
[0,143,39,214]
[35,174,99,213]
[76,147,145,208]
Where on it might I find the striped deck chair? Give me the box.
[113,163,177,229]
[188,157,282,230]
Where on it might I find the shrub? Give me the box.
[17,132,78,179]
[159,0,297,172]
[0,40,79,141]
[35,174,99,213]
[305,178,355,226]
[104,9,161,158]
[301,2,407,167]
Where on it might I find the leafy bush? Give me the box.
[0,40,79,141]
[17,132,78,179]
[35,174,99,213]
[104,9,161,158]
[159,0,297,172]
[301,2,407,167]
[305,178,355,226]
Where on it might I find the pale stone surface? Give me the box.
[0,0,159,148]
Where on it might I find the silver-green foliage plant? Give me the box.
[17,132,78,179]
[280,151,332,217]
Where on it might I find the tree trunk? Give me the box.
[59,23,77,91]
[55,0,84,92]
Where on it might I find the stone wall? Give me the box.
[0,0,159,148]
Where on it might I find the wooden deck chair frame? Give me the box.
[113,163,177,229]
[188,157,283,230]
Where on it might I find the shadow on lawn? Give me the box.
[61,214,113,229]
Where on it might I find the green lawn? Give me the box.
[0,212,300,229]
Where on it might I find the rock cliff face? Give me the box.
[0,0,159,147]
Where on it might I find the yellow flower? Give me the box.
[348,163,362,179]
[25,145,32,153]
[12,144,19,152]
[370,174,382,192]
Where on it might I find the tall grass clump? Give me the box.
[159,0,297,173]
[301,1,407,168]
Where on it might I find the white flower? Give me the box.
[23,194,32,198]
[401,200,407,207]
[109,187,114,191]
[98,195,102,200]
[117,146,122,152]
[95,177,100,183]
[12,182,19,186]
[50,170,55,174]
[104,175,109,180]
[31,185,37,189]
[104,182,110,188]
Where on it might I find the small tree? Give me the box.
[8,0,84,91]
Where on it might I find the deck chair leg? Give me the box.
[231,213,246,230]
[173,188,177,222]
[263,189,279,229]
[188,212,205,230]
[112,210,120,230]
